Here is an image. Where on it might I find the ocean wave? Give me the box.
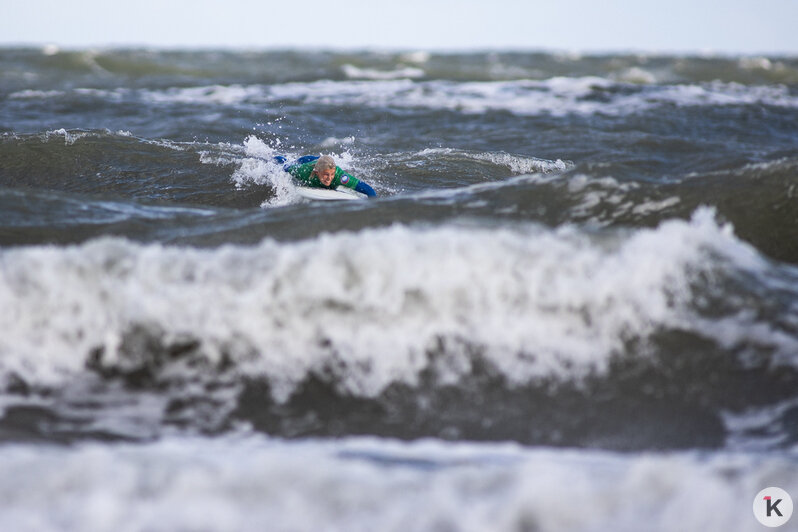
[140,84,267,106]
[0,130,232,203]
[415,148,570,174]
[0,187,217,228]
[0,209,789,396]
[225,136,367,207]
[5,46,798,450]
[7,89,65,99]
[170,78,798,116]
[6,48,797,86]
[0,435,795,532]
[341,64,425,80]
[10,77,796,116]
[2,210,798,446]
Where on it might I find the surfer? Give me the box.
[277,155,377,197]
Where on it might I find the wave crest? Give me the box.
[0,209,781,398]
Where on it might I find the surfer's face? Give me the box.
[316,168,335,186]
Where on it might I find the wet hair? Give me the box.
[313,155,336,172]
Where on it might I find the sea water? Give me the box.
[1,48,798,531]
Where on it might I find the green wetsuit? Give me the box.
[287,161,360,191]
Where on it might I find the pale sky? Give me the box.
[2,0,797,54]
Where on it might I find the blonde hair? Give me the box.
[313,155,336,172]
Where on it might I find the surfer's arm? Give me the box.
[337,169,377,197]
[354,180,377,197]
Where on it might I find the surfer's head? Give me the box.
[312,155,336,187]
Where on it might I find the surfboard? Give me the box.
[296,186,366,201]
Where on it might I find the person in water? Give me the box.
[276,155,377,197]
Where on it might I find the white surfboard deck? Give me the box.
[296,186,366,201]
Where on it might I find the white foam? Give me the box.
[73,87,129,102]
[0,209,786,401]
[224,136,368,207]
[319,136,356,148]
[341,64,425,80]
[42,128,97,146]
[268,79,416,107]
[140,85,268,106]
[417,147,570,174]
[0,434,794,532]
[8,89,65,99]
[225,135,299,206]
[739,56,773,71]
[612,67,659,84]
[14,78,797,116]
[260,77,798,116]
[651,81,794,108]
[268,77,587,116]
[631,197,681,216]
[722,397,798,451]
[399,51,431,64]
[41,44,60,56]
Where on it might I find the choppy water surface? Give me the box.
[1,47,798,531]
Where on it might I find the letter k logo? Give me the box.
[754,488,793,527]
[765,496,784,518]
